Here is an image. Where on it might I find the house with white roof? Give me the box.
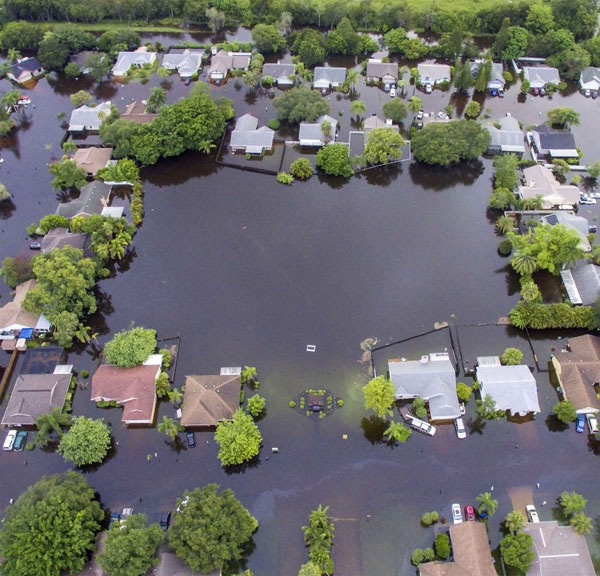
[580,67,600,92]
[487,115,524,155]
[418,63,451,86]
[262,62,295,86]
[68,101,112,133]
[112,48,156,77]
[298,115,338,147]
[523,66,560,89]
[230,114,274,155]
[162,49,203,78]
[313,67,347,90]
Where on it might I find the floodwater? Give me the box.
[2,32,600,576]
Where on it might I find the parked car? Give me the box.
[498,88,505,98]
[108,512,120,529]
[464,505,476,521]
[186,431,196,448]
[593,91,598,99]
[532,87,540,96]
[3,429,16,451]
[526,504,540,523]
[160,510,171,531]
[586,413,598,434]
[454,417,467,439]
[437,111,449,120]
[584,89,591,97]
[416,110,424,120]
[579,195,596,205]
[540,87,546,96]
[425,83,432,94]
[29,242,41,250]
[389,88,396,98]
[122,507,134,518]
[589,225,598,233]
[490,88,498,97]
[576,413,585,433]
[452,503,463,524]
[13,430,27,451]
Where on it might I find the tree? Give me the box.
[435,533,451,559]
[476,492,498,517]
[456,382,473,402]
[496,215,516,234]
[474,59,492,93]
[83,52,112,83]
[146,86,166,113]
[214,409,262,466]
[351,100,366,119]
[168,484,257,573]
[298,562,321,576]
[500,532,534,572]
[290,158,313,180]
[547,107,580,128]
[363,375,395,419]
[97,30,140,53]
[302,505,334,575]
[104,327,157,367]
[35,406,71,447]
[382,99,407,123]
[241,366,258,386]
[364,128,406,165]
[58,417,111,467]
[383,420,412,443]
[38,34,71,71]
[315,143,353,177]
[0,471,103,576]
[156,372,171,397]
[157,415,183,441]
[464,101,480,118]
[494,154,520,189]
[49,158,88,191]
[525,3,555,34]
[7,48,22,63]
[69,214,135,261]
[205,7,226,34]
[291,29,325,67]
[252,24,286,53]
[571,512,592,535]
[477,394,498,419]
[1,256,33,288]
[454,60,473,93]
[413,397,427,419]
[408,96,423,114]
[98,514,163,576]
[560,491,587,515]
[247,395,266,418]
[384,27,408,53]
[501,347,523,365]
[505,511,525,534]
[502,26,528,60]
[70,90,92,108]
[273,87,330,123]
[62,138,77,155]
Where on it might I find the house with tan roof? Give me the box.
[180,374,242,427]
[91,355,162,425]
[73,147,112,176]
[208,50,251,82]
[0,280,51,338]
[551,334,600,414]
[122,101,157,124]
[366,59,398,88]
[517,165,580,209]
[419,522,496,576]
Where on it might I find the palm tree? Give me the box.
[476,491,498,517]
[7,48,21,63]
[75,323,92,343]
[62,139,77,155]
[0,61,12,79]
[571,512,592,535]
[241,366,258,386]
[351,100,366,120]
[146,86,166,113]
[321,120,332,142]
[521,281,541,303]
[168,388,183,405]
[383,421,411,444]
[495,215,516,234]
[36,407,71,446]
[157,416,182,441]
[345,69,359,93]
[505,511,525,534]
[511,251,538,276]
[198,140,216,154]
[476,394,498,419]
[408,96,422,114]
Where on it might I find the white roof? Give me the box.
[477,364,540,415]
[162,49,202,78]
[112,51,156,76]
[68,101,112,132]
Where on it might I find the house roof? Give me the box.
[10,57,43,81]
[366,59,398,80]
[209,50,250,75]
[0,280,49,334]
[364,115,399,135]
[418,63,451,83]
[533,124,577,152]
[156,552,220,576]
[1,369,72,426]
[313,66,347,86]
[580,67,600,89]
[91,360,161,424]
[541,211,591,252]
[262,62,295,79]
[476,364,540,415]
[388,353,460,421]
[40,227,86,253]
[523,521,595,576]
[488,116,524,153]
[73,146,112,175]
[419,522,496,576]
[299,114,338,144]
[112,50,156,76]
[230,114,275,152]
[180,374,242,427]
[235,113,258,132]
[523,66,561,87]
[55,181,112,219]
[122,101,157,124]
[162,49,203,77]
[518,165,580,208]
[561,262,600,305]
[68,101,112,132]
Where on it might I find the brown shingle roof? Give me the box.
[73,147,112,175]
[41,227,86,253]
[0,279,42,332]
[122,101,157,124]
[91,364,160,424]
[181,375,241,427]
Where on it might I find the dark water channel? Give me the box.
[2,35,600,576]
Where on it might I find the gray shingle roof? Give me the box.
[561,262,600,305]
[533,123,576,151]
[580,67,600,89]
[523,66,560,87]
[418,63,451,84]
[476,364,540,415]
[298,115,338,145]
[68,101,112,132]
[262,63,295,79]
[112,51,156,76]
[55,181,112,219]
[313,67,347,86]
[230,114,274,152]
[162,49,202,77]
[366,60,398,80]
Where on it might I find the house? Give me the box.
[208,50,251,82]
[1,366,72,426]
[476,361,540,416]
[470,60,504,91]
[419,522,496,576]
[40,227,87,253]
[517,165,580,209]
[363,115,399,136]
[156,552,221,576]
[561,262,600,305]
[523,521,595,576]
[531,124,578,159]
[262,62,295,86]
[299,115,338,147]
[0,280,51,338]
[579,67,600,92]
[523,66,561,89]
[551,334,600,414]
[162,49,203,78]
[180,374,242,427]
[112,48,156,77]
[230,114,274,155]
[91,355,163,425]
[68,101,112,133]
[121,101,157,124]
[55,181,113,219]
[388,352,460,421]
[418,63,451,86]
[7,57,44,84]
[487,115,525,155]
[73,147,112,176]
[366,59,398,88]
[313,67,347,90]
[541,212,591,252]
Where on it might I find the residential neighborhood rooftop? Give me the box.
[55,180,112,219]
[561,261,600,305]
[73,146,112,175]
[518,165,580,209]
[0,279,50,337]
[40,227,87,253]
[68,101,112,132]
[180,374,242,427]
[112,48,156,76]
[523,66,561,88]
[162,49,203,78]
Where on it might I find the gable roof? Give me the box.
[68,101,112,132]
[122,101,157,124]
[313,66,347,86]
[299,114,338,145]
[181,374,241,427]
[112,50,156,76]
[0,280,49,335]
[366,59,398,80]
[262,62,295,79]
[230,114,275,153]
[162,49,203,77]
[523,66,560,87]
[561,262,600,305]
[40,227,86,253]
[209,50,251,76]
[418,63,451,83]
[532,123,577,153]
[364,116,399,135]
[91,359,161,424]
[73,146,112,175]
[488,115,524,153]
[523,521,595,576]
[580,67,600,89]
[10,57,43,81]
[55,181,112,219]
[2,369,72,426]
[389,353,460,420]
[476,364,540,415]
[518,165,580,208]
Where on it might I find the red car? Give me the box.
[464,505,476,521]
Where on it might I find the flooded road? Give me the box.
[1,35,600,576]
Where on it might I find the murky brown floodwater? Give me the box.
[1,31,600,576]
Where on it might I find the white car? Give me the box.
[579,195,597,205]
[3,429,16,451]
[452,503,463,524]
[584,89,591,97]
[425,83,432,94]
[454,417,467,439]
[437,111,449,120]
[587,413,598,434]
[526,504,540,523]
[416,110,424,120]
[389,88,396,98]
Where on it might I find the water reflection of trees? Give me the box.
[409,160,484,190]
[46,72,94,96]
[142,150,220,186]
[0,198,15,219]
[361,415,387,444]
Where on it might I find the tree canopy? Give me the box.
[252,24,286,53]
[315,143,353,177]
[214,409,262,466]
[364,127,406,165]
[382,99,407,123]
[0,471,103,576]
[168,484,258,573]
[104,327,157,367]
[290,28,325,67]
[363,375,395,419]
[547,107,580,128]
[273,86,330,123]
[58,416,112,467]
[499,532,534,572]
[48,158,88,191]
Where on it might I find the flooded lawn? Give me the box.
[2,35,600,576]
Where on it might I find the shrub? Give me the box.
[498,239,513,256]
[159,348,172,369]
[553,400,577,423]
[277,172,294,185]
[337,399,343,407]
[423,547,435,561]
[456,382,473,402]
[290,157,313,180]
[289,401,296,408]
[81,370,88,378]
[104,327,157,367]
[267,118,280,130]
[413,397,427,419]
[501,347,523,365]
[156,372,171,397]
[411,548,425,566]
[502,71,513,83]
[246,394,266,418]
[435,533,451,559]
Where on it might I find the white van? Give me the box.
[3,429,16,450]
